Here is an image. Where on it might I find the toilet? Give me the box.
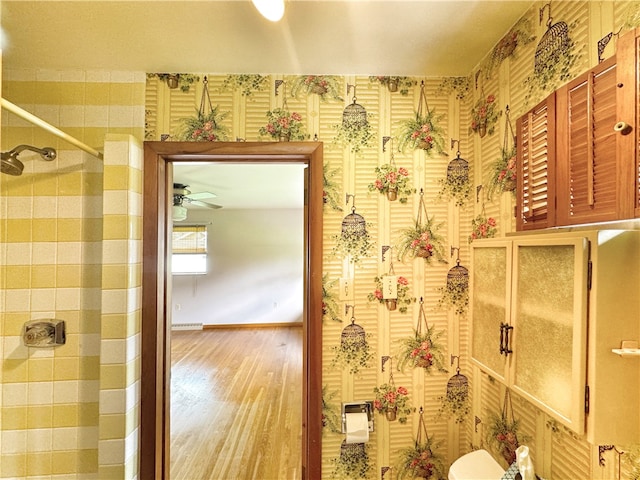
[448,449,506,480]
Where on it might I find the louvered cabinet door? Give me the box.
[555,29,638,226]
[516,93,556,231]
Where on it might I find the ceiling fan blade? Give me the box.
[187,191,217,200]
[187,199,222,209]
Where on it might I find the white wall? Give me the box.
[171,208,304,326]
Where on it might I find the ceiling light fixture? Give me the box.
[172,205,188,222]
[252,0,285,22]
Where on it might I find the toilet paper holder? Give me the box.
[341,401,374,433]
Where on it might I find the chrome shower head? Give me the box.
[0,145,57,176]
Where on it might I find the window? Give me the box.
[171,224,208,275]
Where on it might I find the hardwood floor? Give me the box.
[170,327,303,480]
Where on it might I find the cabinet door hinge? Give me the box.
[584,385,590,414]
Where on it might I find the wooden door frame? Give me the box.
[140,141,323,479]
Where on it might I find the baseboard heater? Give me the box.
[171,323,203,331]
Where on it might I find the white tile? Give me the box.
[85,70,111,83]
[82,242,103,265]
[3,336,28,360]
[33,104,60,126]
[109,71,138,83]
[2,382,28,406]
[26,428,53,452]
[78,380,100,403]
[99,388,125,415]
[100,338,125,364]
[101,289,127,315]
[57,197,84,219]
[5,289,31,312]
[84,105,110,128]
[32,242,57,265]
[103,140,132,166]
[6,68,37,81]
[52,426,78,451]
[59,105,86,126]
[102,240,128,264]
[98,438,124,464]
[31,288,56,311]
[6,196,33,219]
[28,381,53,405]
[1,430,27,454]
[60,70,86,83]
[77,426,99,450]
[55,288,81,311]
[125,334,139,363]
[33,196,58,218]
[128,191,142,216]
[57,242,82,264]
[53,380,79,404]
[83,196,104,219]
[124,428,139,462]
[125,381,140,413]
[103,190,128,215]
[5,243,33,265]
[108,105,134,127]
[35,69,62,82]
[79,333,101,357]
[82,288,102,310]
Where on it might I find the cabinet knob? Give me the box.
[613,121,633,135]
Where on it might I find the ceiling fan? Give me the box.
[172,183,222,221]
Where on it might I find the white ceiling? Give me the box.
[1,0,533,211]
[2,0,533,76]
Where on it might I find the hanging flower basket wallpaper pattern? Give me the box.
[395,409,445,480]
[179,106,230,142]
[258,108,307,141]
[396,325,447,374]
[367,276,415,314]
[470,94,500,137]
[323,162,342,212]
[487,390,526,465]
[369,76,417,95]
[322,274,342,323]
[147,73,199,92]
[368,163,415,203]
[397,109,446,155]
[373,383,413,424]
[468,214,497,243]
[396,215,446,265]
[219,74,268,97]
[290,75,344,102]
[487,145,517,200]
[321,385,342,434]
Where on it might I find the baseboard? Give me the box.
[171,322,204,331]
[203,322,303,330]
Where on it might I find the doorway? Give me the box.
[169,161,305,478]
[140,142,324,480]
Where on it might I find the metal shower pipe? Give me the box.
[1,98,104,160]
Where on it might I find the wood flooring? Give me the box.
[170,327,303,480]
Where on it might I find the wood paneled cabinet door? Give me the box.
[515,93,556,231]
[555,28,638,226]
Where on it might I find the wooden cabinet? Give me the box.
[471,229,640,444]
[516,93,556,230]
[515,28,639,230]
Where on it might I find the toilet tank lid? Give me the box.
[449,449,505,480]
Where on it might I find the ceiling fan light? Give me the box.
[252,0,285,22]
[172,205,188,222]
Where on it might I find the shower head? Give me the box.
[1,144,57,176]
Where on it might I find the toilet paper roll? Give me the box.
[345,411,369,444]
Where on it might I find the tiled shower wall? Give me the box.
[0,70,144,479]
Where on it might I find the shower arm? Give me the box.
[7,144,57,161]
[1,98,103,160]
